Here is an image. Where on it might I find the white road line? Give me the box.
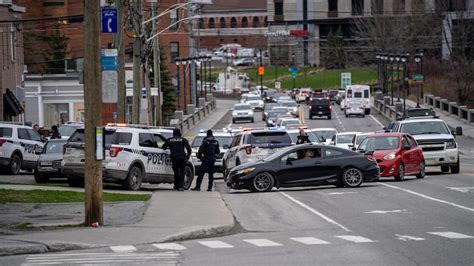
[198,240,234,248]
[428,232,474,239]
[290,237,330,245]
[109,245,137,253]
[370,115,385,128]
[244,239,283,247]
[395,234,425,241]
[327,191,357,195]
[377,182,474,212]
[153,243,187,250]
[280,192,351,232]
[365,209,406,214]
[447,187,474,193]
[226,122,232,128]
[336,235,374,243]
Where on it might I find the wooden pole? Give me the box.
[84,0,103,226]
[115,0,125,122]
[132,0,142,124]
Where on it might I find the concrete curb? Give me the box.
[0,239,104,256]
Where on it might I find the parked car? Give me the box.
[232,58,255,67]
[232,103,254,123]
[312,128,338,145]
[226,144,380,192]
[190,131,233,175]
[357,133,425,181]
[34,139,67,183]
[309,98,332,120]
[58,123,83,140]
[333,132,360,150]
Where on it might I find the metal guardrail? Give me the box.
[169,94,217,134]
[372,92,404,121]
[424,94,474,124]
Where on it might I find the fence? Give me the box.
[372,91,404,122]
[424,94,474,124]
[169,94,216,134]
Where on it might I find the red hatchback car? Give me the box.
[357,133,425,181]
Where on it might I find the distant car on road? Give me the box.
[333,132,360,150]
[232,103,254,123]
[226,144,380,192]
[232,58,255,67]
[191,131,233,175]
[266,110,288,127]
[34,139,67,183]
[357,133,425,181]
[312,128,338,145]
[309,98,332,120]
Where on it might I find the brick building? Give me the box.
[194,0,268,50]
[0,1,25,121]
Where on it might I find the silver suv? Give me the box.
[232,103,254,123]
[0,122,44,174]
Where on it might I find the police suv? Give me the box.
[0,122,44,174]
[63,125,195,190]
[223,129,292,178]
[391,117,461,173]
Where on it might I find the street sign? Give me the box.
[102,71,118,103]
[288,66,299,73]
[102,8,118,33]
[291,72,298,79]
[101,49,118,71]
[413,74,424,81]
[275,81,281,89]
[258,66,265,76]
[341,72,351,89]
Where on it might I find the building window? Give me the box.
[208,18,215,28]
[274,0,284,21]
[352,0,364,16]
[412,0,425,12]
[252,17,260,27]
[170,42,179,62]
[170,9,179,30]
[199,18,204,29]
[393,0,406,14]
[371,0,384,15]
[43,0,65,6]
[328,0,338,17]
[220,17,226,28]
[230,17,237,28]
[44,103,69,126]
[241,17,249,28]
[437,0,467,11]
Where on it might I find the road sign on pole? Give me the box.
[102,71,118,103]
[275,81,281,89]
[101,8,118,33]
[341,72,351,89]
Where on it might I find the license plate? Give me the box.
[318,111,323,114]
[53,161,62,169]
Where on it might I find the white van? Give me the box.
[345,85,371,115]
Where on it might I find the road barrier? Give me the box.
[170,93,216,134]
[424,94,474,124]
[372,91,403,121]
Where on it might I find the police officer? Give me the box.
[192,130,220,191]
[162,128,192,191]
[296,128,311,145]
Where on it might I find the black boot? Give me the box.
[191,187,201,191]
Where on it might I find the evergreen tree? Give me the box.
[323,26,347,69]
[42,24,70,74]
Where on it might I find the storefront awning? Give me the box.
[3,89,24,116]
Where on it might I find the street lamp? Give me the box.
[382,54,388,95]
[207,56,212,99]
[376,53,381,92]
[192,56,199,105]
[395,54,401,102]
[401,54,408,114]
[389,54,395,105]
[414,53,422,108]
[174,57,182,111]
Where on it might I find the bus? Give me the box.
[345,85,371,115]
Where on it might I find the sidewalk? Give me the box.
[0,98,237,256]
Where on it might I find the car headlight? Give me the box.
[237,167,255,175]
[383,152,396,160]
[232,112,238,116]
[446,139,457,149]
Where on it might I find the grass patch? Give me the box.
[0,189,151,204]
[0,181,68,187]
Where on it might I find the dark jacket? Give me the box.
[197,136,220,162]
[296,134,311,145]
[51,130,61,140]
[162,131,192,161]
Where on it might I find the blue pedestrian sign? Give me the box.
[102,8,118,33]
[101,49,118,71]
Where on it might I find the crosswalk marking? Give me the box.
[244,239,283,247]
[23,252,179,265]
[153,243,187,250]
[290,237,330,245]
[428,232,474,239]
[198,240,234,248]
[336,235,374,243]
[395,234,425,241]
[110,245,138,253]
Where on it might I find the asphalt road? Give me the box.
[4,102,474,265]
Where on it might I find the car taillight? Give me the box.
[110,147,124,157]
[0,139,6,147]
[244,146,252,155]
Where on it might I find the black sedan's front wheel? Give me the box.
[251,172,274,192]
[341,167,364,187]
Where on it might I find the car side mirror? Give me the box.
[455,126,463,136]
[223,144,229,149]
[351,147,357,151]
[403,145,411,150]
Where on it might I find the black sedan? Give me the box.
[226,144,380,192]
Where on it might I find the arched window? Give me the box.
[241,17,248,28]
[199,18,204,29]
[230,17,237,28]
[252,17,260,27]
[220,17,226,28]
[208,18,215,28]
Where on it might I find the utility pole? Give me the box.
[84,0,103,226]
[115,0,125,122]
[151,1,162,125]
[131,0,143,124]
[259,48,263,95]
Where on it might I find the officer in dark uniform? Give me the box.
[162,128,192,191]
[192,130,220,191]
[296,128,311,145]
